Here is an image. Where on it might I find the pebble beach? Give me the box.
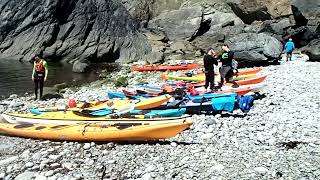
[1,60,320,180]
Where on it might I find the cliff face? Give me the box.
[0,0,319,71]
[0,0,151,71]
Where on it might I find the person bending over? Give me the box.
[32,55,48,100]
[203,48,218,92]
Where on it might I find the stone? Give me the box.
[34,175,47,180]
[0,172,5,179]
[254,166,269,174]
[72,61,89,73]
[228,0,293,24]
[142,173,152,180]
[148,6,203,41]
[302,39,320,61]
[45,170,54,177]
[25,162,34,168]
[14,171,36,180]
[201,133,215,140]
[0,156,19,166]
[211,164,225,172]
[83,143,91,150]
[226,33,282,62]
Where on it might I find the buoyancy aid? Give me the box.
[35,60,45,72]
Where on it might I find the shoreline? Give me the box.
[1,60,320,179]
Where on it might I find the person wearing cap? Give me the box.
[203,47,218,92]
[284,38,295,61]
[218,44,237,87]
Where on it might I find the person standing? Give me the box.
[284,38,295,61]
[32,55,48,100]
[219,44,236,87]
[203,48,218,92]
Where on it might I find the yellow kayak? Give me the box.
[0,121,192,141]
[37,95,171,112]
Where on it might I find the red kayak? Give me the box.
[131,64,202,72]
[188,74,268,88]
[197,87,253,96]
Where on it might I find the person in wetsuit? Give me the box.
[32,55,48,100]
[219,44,237,87]
[203,48,218,92]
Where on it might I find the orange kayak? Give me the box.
[0,121,192,142]
[131,64,202,72]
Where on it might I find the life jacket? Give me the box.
[35,60,45,72]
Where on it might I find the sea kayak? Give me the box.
[0,121,192,141]
[1,112,190,125]
[161,73,256,82]
[131,64,202,72]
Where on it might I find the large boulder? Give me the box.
[290,0,320,32]
[301,39,320,61]
[226,33,283,62]
[0,0,151,64]
[148,6,203,41]
[228,0,293,24]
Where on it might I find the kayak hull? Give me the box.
[132,64,202,72]
[1,113,190,125]
[0,121,192,142]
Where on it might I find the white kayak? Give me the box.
[1,113,191,125]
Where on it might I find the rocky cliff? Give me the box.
[0,0,319,72]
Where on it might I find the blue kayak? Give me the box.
[186,93,237,101]
[107,91,127,99]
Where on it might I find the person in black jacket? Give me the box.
[203,48,218,92]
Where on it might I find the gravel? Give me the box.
[0,61,320,179]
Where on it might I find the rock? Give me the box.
[290,0,320,32]
[34,175,47,180]
[0,172,5,179]
[114,77,129,87]
[145,51,165,64]
[211,164,225,172]
[228,0,293,24]
[72,61,89,73]
[107,160,116,164]
[201,133,215,140]
[226,33,282,62]
[45,170,54,177]
[53,83,68,91]
[0,0,150,64]
[142,173,153,180]
[21,150,31,159]
[48,155,60,161]
[25,162,34,168]
[145,164,156,173]
[301,39,320,61]
[83,143,91,150]
[170,142,178,147]
[62,163,73,170]
[148,6,203,41]
[14,171,36,180]
[254,166,269,174]
[0,156,19,166]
